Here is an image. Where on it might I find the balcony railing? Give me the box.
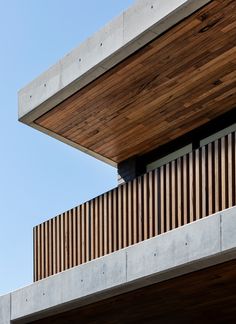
[34,131,236,281]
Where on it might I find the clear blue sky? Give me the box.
[0,0,134,295]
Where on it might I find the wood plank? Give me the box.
[94,198,99,259]
[221,136,226,210]
[112,189,117,252]
[133,179,138,243]
[154,169,159,235]
[86,202,90,262]
[108,191,113,253]
[52,217,57,275]
[143,174,149,239]
[72,208,77,267]
[138,177,143,241]
[128,181,133,245]
[149,171,154,237]
[189,152,194,222]
[228,133,233,208]
[177,159,182,227]
[77,207,81,265]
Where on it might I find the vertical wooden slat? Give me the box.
[56,216,60,273]
[138,177,143,241]
[90,201,95,260]
[143,173,149,240]
[160,166,165,233]
[94,198,99,259]
[128,181,133,245]
[48,219,52,276]
[214,140,220,213]
[86,202,90,262]
[33,227,37,281]
[177,158,182,227]
[221,136,226,210]
[41,223,45,279]
[202,146,207,218]
[228,133,233,208]
[81,205,85,263]
[189,152,194,222]
[183,155,188,225]
[171,161,176,230]
[52,217,56,275]
[208,143,213,215]
[77,207,81,265]
[118,185,123,249]
[68,210,72,268]
[123,184,128,247]
[72,208,77,267]
[149,171,154,237]
[60,214,64,272]
[103,194,108,255]
[99,195,104,257]
[37,225,41,280]
[108,191,113,253]
[64,212,68,270]
[154,169,159,235]
[113,189,117,252]
[133,179,138,243]
[165,164,170,231]
[195,149,200,220]
[43,221,49,278]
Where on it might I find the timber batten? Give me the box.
[34,131,236,281]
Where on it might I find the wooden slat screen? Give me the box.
[34,131,236,281]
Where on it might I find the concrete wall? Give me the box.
[1,206,236,323]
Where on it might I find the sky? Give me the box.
[0,0,134,296]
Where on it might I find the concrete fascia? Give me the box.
[6,206,236,323]
[0,294,11,324]
[18,0,211,165]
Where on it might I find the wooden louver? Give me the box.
[34,131,236,281]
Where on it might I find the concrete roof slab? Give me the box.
[18,0,211,164]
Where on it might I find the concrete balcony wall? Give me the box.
[1,206,236,323]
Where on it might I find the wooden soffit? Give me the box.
[34,0,236,165]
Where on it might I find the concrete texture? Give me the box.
[3,206,236,323]
[18,0,211,165]
[11,249,126,322]
[126,214,221,282]
[221,207,236,251]
[0,294,10,324]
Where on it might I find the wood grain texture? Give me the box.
[34,131,236,281]
[34,0,236,163]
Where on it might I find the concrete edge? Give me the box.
[18,0,211,165]
[0,294,11,324]
[4,206,236,323]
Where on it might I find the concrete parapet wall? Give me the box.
[0,206,235,323]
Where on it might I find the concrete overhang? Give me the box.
[18,0,236,166]
[2,206,236,323]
